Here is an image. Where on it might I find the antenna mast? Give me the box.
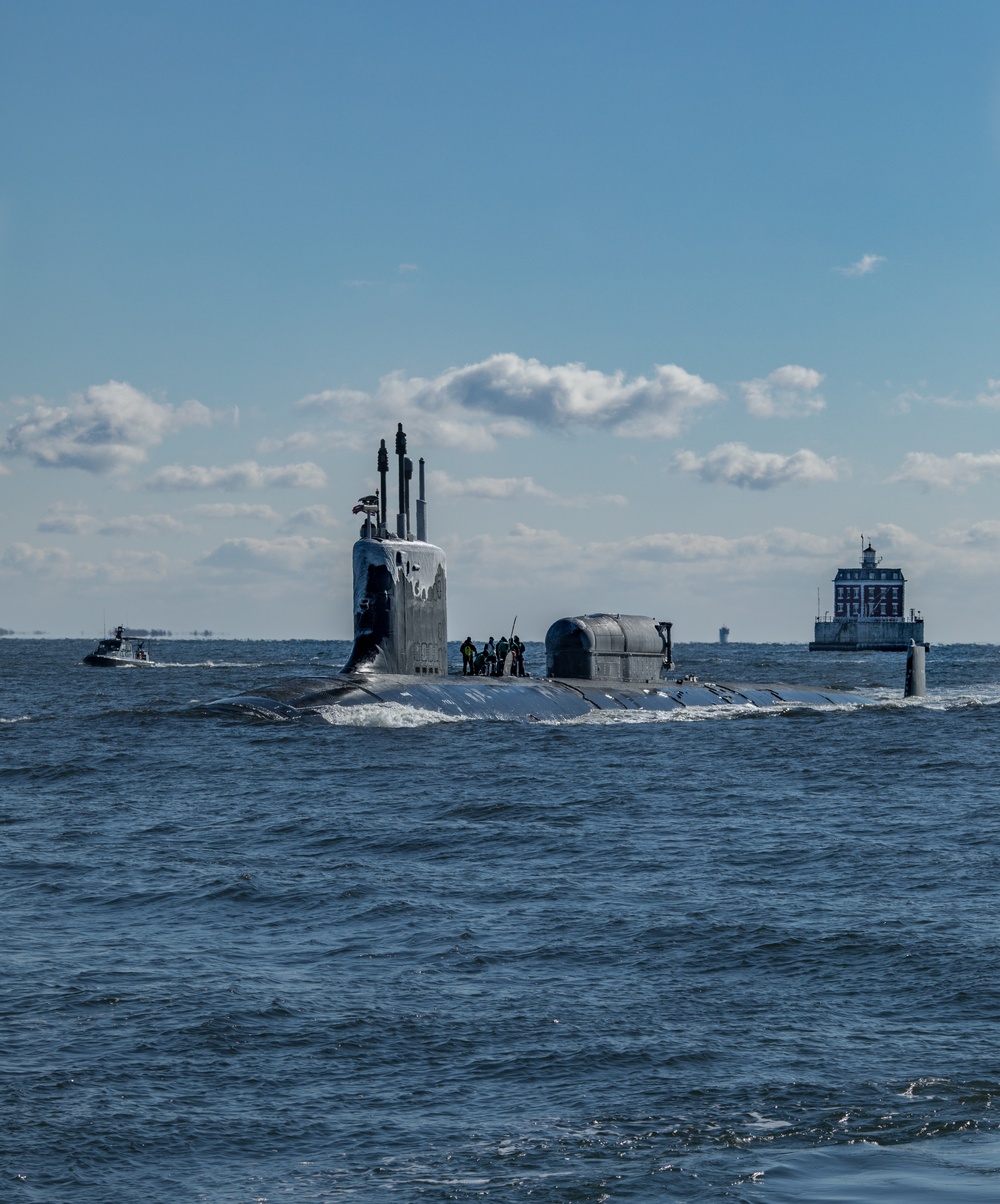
[395,423,407,538]
[377,439,389,537]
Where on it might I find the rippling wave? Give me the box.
[4,638,1000,1200]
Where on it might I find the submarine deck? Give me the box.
[210,671,873,722]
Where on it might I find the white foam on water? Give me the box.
[561,702,772,725]
[150,660,268,669]
[915,685,1000,710]
[746,1111,793,1131]
[857,685,1000,712]
[313,701,467,728]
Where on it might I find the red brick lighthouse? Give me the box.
[810,540,924,651]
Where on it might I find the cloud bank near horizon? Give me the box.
[144,461,327,491]
[429,469,627,508]
[201,535,333,574]
[891,450,1000,490]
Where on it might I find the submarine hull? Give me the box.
[209,672,873,722]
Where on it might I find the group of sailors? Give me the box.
[459,634,527,677]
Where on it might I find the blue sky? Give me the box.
[3,1,1000,640]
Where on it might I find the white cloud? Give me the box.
[145,460,327,491]
[98,514,188,536]
[618,527,838,564]
[1,381,215,473]
[622,531,762,562]
[431,472,559,501]
[103,549,172,581]
[741,366,826,419]
[283,505,340,530]
[201,535,333,573]
[37,505,101,535]
[673,442,841,489]
[256,431,321,454]
[186,503,282,521]
[297,354,724,451]
[847,520,1000,575]
[894,380,1000,411]
[429,469,626,508]
[1,542,73,573]
[955,519,1000,547]
[835,253,886,277]
[890,450,1000,490]
[973,381,1000,408]
[446,523,847,616]
[0,541,178,587]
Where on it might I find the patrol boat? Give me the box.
[83,626,154,667]
[209,426,880,721]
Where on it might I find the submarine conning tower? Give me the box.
[545,614,673,683]
[342,424,448,676]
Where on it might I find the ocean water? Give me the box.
[3,637,1000,1202]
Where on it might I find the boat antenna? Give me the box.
[509,614,517,642]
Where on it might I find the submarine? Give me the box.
[208,425,892,722]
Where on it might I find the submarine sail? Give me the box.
[343,425,447,676]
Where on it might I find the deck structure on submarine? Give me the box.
[210,426,875,721]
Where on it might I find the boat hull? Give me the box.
[82,653,154,667]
